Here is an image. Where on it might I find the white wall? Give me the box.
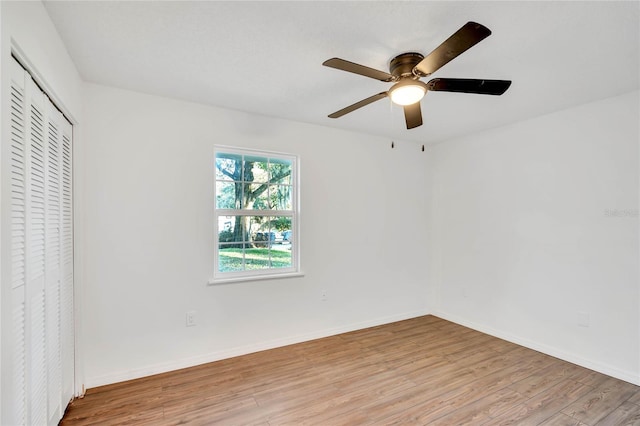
[428,91,640,384]
[80,83,430,387]
[0,2,83,119]
[0,0,84,421]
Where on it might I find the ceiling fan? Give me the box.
[323,22,512,129]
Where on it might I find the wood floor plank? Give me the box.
[575,369,617,387]
[168,406,267,425]
[267,387,374,425]
[381,365,528,425]
[594,400,640,425]
[486,379,594,425]
[64,406,165,426]
[508,361,588,399]
[537,412,589,426]
[628,389,640,405]
[428,388,527,425]
[361,374,477,424]
[60,315,640,426]
[562,376,640,424]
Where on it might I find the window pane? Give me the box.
[215,153,241,181]
[250,215,271,247]
[218,216,251,244]
[272,185,292,210]
[218,244,244,272]
[269,159,292,185]
[250,183,270,210]
[271,215,292,268]
[247,185,292,210]
[217,216,235,243]
[244,247,272,270]
[271,245,292,268]
[245,156,269,183]
[216,181,240,209]
[270,216,291,235]
[281,228,293,244]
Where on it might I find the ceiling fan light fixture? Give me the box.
[389,79,427,106]
[323,22,511,129]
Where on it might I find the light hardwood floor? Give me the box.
[61,315,640,425]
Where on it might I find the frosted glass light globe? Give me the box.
[389,80,427,106]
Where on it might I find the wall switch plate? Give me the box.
[186,310,197,327]
[321,290,327,301]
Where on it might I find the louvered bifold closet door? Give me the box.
[8,56,74,426]
[28,67,49,426]
[60,108,74,408]
[45,99,63,423]
[9,53,28,426]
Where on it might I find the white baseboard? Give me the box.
[84,309,431,389]
[433,310,640,386]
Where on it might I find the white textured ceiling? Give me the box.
[43,1,639,144]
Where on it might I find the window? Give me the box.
[213,146,300,282]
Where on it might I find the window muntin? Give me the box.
[214,147,298,281]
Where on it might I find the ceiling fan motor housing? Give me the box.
[390,52,425,78]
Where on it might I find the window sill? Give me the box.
[208,272,305,286]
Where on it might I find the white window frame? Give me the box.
[210,146,301,284]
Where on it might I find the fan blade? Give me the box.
[404,102,423,129]
[323,58,395,82]
[328,92,388,118]
[413,22,492,77]
[426,78,512,95]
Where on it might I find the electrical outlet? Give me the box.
[186,310,197,327]
[321,290,327,301]
[577,311,589,327]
